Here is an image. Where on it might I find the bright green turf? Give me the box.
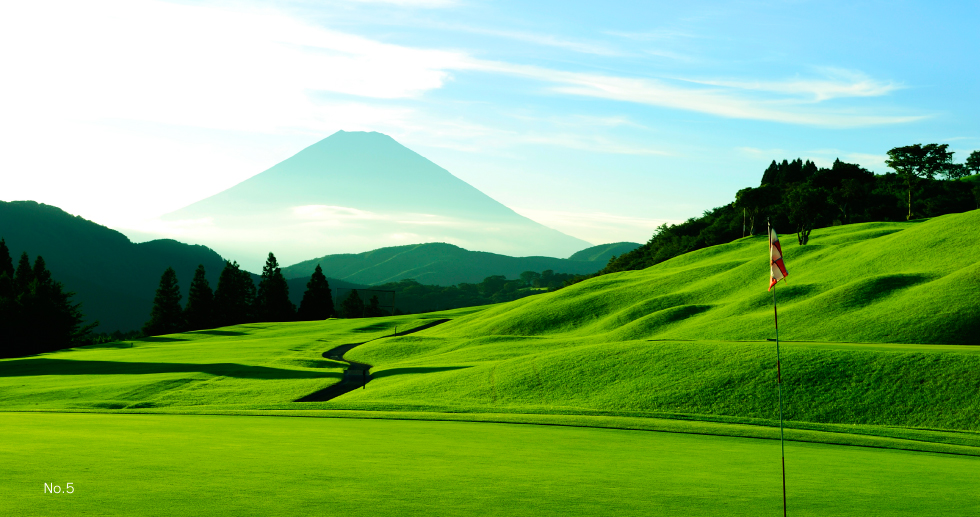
[4,412,979,517]
[0,313,463,411]
[1,215,979,439]
[2,215,979,515]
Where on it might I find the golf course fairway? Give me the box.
[4,412,978,516]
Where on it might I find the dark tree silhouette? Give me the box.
[14,252,33,294]
[255,252,295,322]
[1,253,91,357]
[297,264,333,320]
[886,144,955,219]
[184,264,213,331]
[0,238,13,279]
[966,151,980,176]
[340,289,365,318]
[784,184,829,245]
[213,261,255,327]
[143,267,184,336]
[365,295,386,317]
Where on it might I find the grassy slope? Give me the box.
[333,212,980,431]
[5,412,979,517]
[2,214,979,443]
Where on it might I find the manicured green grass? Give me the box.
[0,313,465,411]
[2,215,979,515]
[4,412,979,517]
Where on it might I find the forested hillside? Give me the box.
[600,149,980,276]
[280,242,608,286]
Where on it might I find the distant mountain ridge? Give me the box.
[568,242,641,263]
[0,201,365,332]
[160,131,591,271]
[280,242,619,286]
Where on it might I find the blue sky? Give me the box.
[1,0,977,246]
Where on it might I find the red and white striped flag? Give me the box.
[769,228,788,291]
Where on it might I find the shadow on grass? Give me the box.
[187,330,251,337]
[0,358,341,380]
[139,336,188,343]
[371,366,472,378]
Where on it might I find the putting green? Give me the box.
[3,412,978,516]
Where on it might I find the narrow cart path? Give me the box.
[294,319,450,402]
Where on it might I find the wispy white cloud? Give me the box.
[449,25,623,56]
[685,68,902,102]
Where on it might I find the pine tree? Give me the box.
[0,238,13,280]
[24,255,90,354]
[364,294,386,317]
[143,267,184,336]
[297,264,333,320]
[339,289,365,318]
[213,261,255,327]
[184,264,213,331]
[255,252,295,322]
[13,252,33,294]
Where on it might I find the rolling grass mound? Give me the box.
[2,214,979,447]
[428,211,980,344]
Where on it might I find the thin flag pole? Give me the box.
[774,283,787,517]
[770,221,788,517]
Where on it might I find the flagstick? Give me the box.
[773,283,787,517]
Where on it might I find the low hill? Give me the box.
[567,242,641,263]
[0,201,364,332]
[1,213,978,441]
[281,242,607,286]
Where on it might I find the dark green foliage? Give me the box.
[143,267,184,336]
[599,205,742,275]
[339,289,365,318]
[213,261,256,327]
[0,201,228,332]
[966,151,980,175]
[784,184,830,245]
[255,253,295,322]
[0,251,91,357]
[886,144,955,219]
[364,295,387,317]
[184,264,214,331]
[599,148,977,277]
[0,238,13,279]
[734,184,780,235]
[297,264,333,320]
[279,242,605,287]
[14,252,33,293]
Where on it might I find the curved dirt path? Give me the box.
[294,319,450,402]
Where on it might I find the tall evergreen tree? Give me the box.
[1,253,91,357]
[24,255,91,354]
[143,267,184,336]
[255,252,295,322]
[297,264,333,320]
[365,294,386,317]
[213,261,255,327]
[339,289,365,318]
[13,252,33,294]
[184,264,214,331]
[0,238,13,280]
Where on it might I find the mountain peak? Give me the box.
[161,133,590,270]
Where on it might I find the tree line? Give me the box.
[144,258,586,334]
[599,145,980,275]
[0,238,94,357]
[143,253,334,335]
